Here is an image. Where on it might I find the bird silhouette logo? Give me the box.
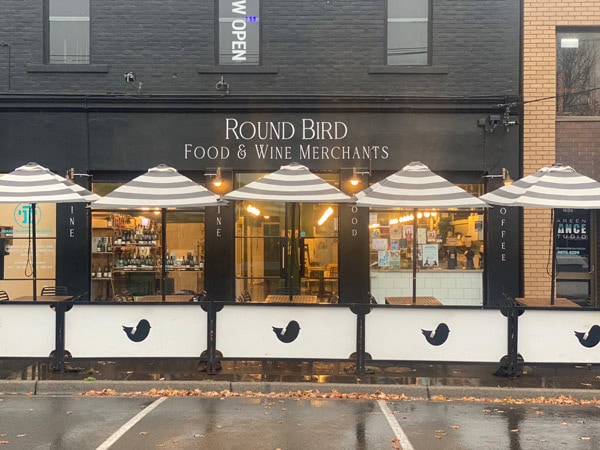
[122,319,151,342]
[421,323,450,346]
[574,325,600,348]
[272,320,301,343]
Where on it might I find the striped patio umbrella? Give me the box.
[91,164,223,209]
[355,161,488,209]
[481,163,600,304]
[0,162,95,299]
[0,162,92,204]
[355,161,489,304]
[223,162,352,203]
[91,164,224,301]
[480,163,600,209]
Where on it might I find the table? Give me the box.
[137,294,195,302]
[12,295,74,302]
[385,296,442,306]
[515,297,581,307]
[265,295,319,303]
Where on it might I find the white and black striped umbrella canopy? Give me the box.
[54,174,101,203]
[480,163,600,209]
[224,162,352,203]
[91,164,223,209]
[354,161,488,209]
[0,162,91,203]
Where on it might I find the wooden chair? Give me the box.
[0,290,9,302]
[41,286,68,296]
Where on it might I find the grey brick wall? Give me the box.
[0,0,520,97]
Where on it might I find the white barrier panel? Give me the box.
[366,307,507,362]
[519,310,600,364]
[0,304,56,357]
[217,305,356,359]
[65,304,207,358]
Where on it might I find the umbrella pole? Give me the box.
[289,203,296,302]
[32,203,37,301]
[550,209,556,305]
[412,208,417,304]
[161,209,167,302]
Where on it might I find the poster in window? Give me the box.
[427,230,437,242]
[371,238,388,251]
[390,225,402,240]
[378,250,390,267]
[422,244,439,268]
[389,250,401,269]
[402,225,413,241]
[418,227,427,243]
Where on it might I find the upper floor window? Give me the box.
[387,0,429,65]
[47,0,90,64]
[557,30,600,116]
[218,0,260,65]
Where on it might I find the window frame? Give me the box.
[386,0,432,66]
[44,0,90,65]
[216,0,261,66]
[556,27,600,117]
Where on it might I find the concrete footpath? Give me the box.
[1,359,599,399]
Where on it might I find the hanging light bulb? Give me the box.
[349,168,361,186]
[212,167,223,187]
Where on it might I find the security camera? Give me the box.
[124,72,136,83]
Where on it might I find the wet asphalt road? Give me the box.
[0,395,599,450]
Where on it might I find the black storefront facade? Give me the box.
[0,95,520,306]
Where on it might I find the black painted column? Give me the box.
[339,169,370,304]
[204,164,235,304]
[56,202,89,299]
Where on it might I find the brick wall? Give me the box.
[0,0,519,97]
[523,1,600,298]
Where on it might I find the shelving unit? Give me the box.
[91,212,205,300]
[91,231,114,301]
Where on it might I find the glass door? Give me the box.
[234,174,339,303]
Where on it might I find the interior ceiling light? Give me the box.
[317,207,334,226]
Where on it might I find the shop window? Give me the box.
[47,0,90,64]
[0,202,58,298]
[367,183,485,306]
[387,0,430,65]
[557,29,600,116]
[91,183,206,301]
[218,0,260,65]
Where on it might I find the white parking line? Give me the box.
[377,399,415,450]
[96,396,168,450]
